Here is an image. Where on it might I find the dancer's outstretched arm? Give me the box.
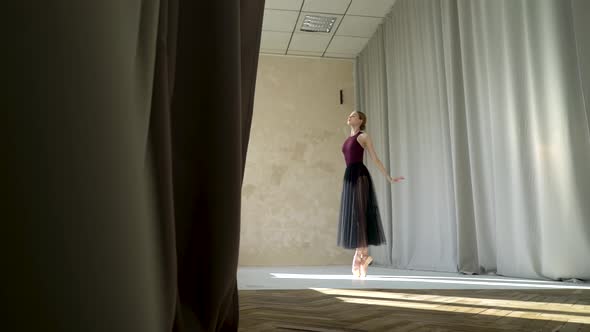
[359,133,405,183]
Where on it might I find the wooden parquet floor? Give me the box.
[239,288,590,332]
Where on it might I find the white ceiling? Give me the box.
[261,0,397,59]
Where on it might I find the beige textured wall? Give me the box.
[239,55,355,266]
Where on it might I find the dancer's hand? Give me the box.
[388,176,405,183]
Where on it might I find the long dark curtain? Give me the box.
[2,0,265,331]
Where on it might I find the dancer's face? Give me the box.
[347,112,361,127]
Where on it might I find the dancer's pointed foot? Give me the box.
[360,255,373,278]
[352,252,362,278]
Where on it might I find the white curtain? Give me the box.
[357,0,590,280]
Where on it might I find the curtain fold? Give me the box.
[161,0,266,330]
[357,0,590,280]
[2,0,265,331]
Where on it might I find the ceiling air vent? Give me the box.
[300,15,337,33]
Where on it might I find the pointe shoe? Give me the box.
[360,256,373,278]
[352,253,362,278]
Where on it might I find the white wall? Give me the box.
[239,55,356,266]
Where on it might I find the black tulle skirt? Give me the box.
[337,162,387,249]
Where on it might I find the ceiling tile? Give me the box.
[265,0,303,11]
[289,33,332,52]
[335,15,382,37]
[326,36,369,54]
[302,0,351,14]
[260,31,292,52]
[347,0,397,17]
[259,0,391,58]
[263,9,299,32]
